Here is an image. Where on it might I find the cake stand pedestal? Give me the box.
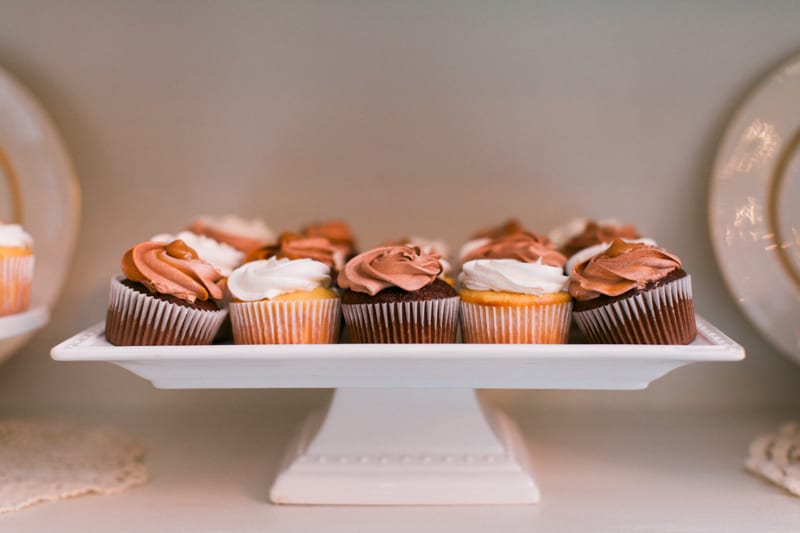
[271,388,537,505]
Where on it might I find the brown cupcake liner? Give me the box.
[229,298,341,344]
[460,299,572,344]
[0,254,34,316]
[342,297,459,343]
[572,274,697,344]
[105,276,227,346]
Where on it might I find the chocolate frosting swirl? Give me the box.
[245,232,341,270]
[562,221,640,257]
[121,240,225,303]
[301,220,357,256]
[338,245,443,295]
[461,233,567,267]
[469,218,527,240]
[568,240,682,301]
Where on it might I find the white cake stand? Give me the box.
[51,316,743,505]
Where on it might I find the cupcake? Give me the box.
[0,223,34,316]
[569,239,697,344]
[105,240,228,346]
[549,218,640,258]
[301,220,358,260]
[457,218,528,264]
[227,257,340,344]
[189,215,275,254]
[459,234,572,344]
[338,245,459,343]
[244,232,345,276]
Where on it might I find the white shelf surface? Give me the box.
[1,402,798,532]
[51,316,743,390]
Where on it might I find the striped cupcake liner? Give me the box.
[0,254,34,316]
[342,297,459,343]
[460,299,572,344]
[572,274,697,344]
[105,276,228,346]
[229,298,340,344]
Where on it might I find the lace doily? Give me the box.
[745,421,800,496]
[0,419,148,514]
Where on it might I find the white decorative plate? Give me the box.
[710,51,800,363]
[0,65,80,361]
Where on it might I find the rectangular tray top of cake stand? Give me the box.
[51,316,743,506]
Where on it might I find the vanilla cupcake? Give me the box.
[569,239,696,344]
[227,257,340,344]
[338,245,459,343]
[0,223,34,316]
[105,240,228,346]
[459,233,572,344]
[189,215,275,254]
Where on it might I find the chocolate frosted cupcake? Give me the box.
[105,240,228,346]
[244,232,345,277]
[189,214,275,254]
[459,233,572,344]
[338,245,458,343]
[301,219,358,260]
[569,239,696,344]
[549,218,641,258]
[457,218,529,264]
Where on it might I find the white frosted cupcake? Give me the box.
[458,234,572,344]
[0,224,34,316]
[227,257,340,344]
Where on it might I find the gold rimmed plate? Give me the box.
[710,51,800,362]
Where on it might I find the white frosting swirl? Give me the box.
[459,259,568,295]
[0,224,33,248]
[151,231,244,276]
[565,237,658,275]
[227,257,331,301]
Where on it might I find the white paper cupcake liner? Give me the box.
[342,297,459,343]
[229,298,341,344]
[105,276,228,346]
[460,299,572,344]
[572,274,696,344]
[0,254,34,316]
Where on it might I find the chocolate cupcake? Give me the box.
[105,240,228,346]
[338,245,458,343]
[569,239,696,344]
